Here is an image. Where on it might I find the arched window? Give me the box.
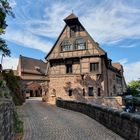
[74,38,86,50]
[61,40,73,52]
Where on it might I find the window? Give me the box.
[88,87,93,96]
[90,63,99,72]
[83,88,85,96]
[113,85,116,95]
[66,64,72,74]
[61,38,86,52]
[116,76,121,84]
[74,38,86,50]
[70,26,76,37]
[69,89,72,96]
[61,40,73,52]
[97,88,101,96]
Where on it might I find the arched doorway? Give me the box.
[27,82,42,97]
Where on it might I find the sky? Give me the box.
[1,0,140,83]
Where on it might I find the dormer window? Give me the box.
[74,38,86,50]
[70,26,76,37]
[61,38,86,52]
[61,40,73,52]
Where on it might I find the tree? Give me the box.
[2,70,25,105]
[0,0,14,62]
[0,39,10,56]
[127,80,140,96]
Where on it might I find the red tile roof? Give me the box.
[20,55,47,75]
[112,63,122,70]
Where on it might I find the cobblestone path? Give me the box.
[22,98,124,140]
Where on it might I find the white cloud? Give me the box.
[118,58,128,65]
[5,0,140,51]
[2,57,18,70]
[118,44,137,48]
[117,58,140,83]
[4,29,53,53]
[9,0,17,8]
[29,1,140,44]
[3,0,140,81]
[80,1,140,43]
[25,3,69,38]
[123,61,140,83]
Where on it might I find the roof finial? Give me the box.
[72,9,73,13]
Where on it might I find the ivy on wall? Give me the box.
[2,70,25,105]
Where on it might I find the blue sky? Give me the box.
[1,0,140,83]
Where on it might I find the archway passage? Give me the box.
[27,82,42,97]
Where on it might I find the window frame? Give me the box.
[88,87,94,96]
[61,40,73,52]
[90,62,99,72]
[74,38,86,50]
[97,88,101,96]
[70,26,76,37]
[66,64,73,74]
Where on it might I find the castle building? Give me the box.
[17,55,48,97]
[17,13,126,102]
[44,13,126,101]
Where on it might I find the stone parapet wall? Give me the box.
[0,99,15,140]
[86,96,123,110]
[56,98,140,140]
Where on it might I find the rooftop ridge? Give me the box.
[64,13,77,21]
[20,55,45,63]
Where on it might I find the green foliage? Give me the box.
[2,70,25,105]
[127,80,140,95]
[13,110,24,133]
[0,39,10,56]
[0,76,11,98]
[0,0,14,34]
[0,0,14,57]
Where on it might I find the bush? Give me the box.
[13,111,24,133]
[0,77,11,98]
[127,80,140,96]
[2,70,25,105]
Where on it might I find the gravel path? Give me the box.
[22,98,124,140]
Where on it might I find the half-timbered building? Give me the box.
[45,13,126,102]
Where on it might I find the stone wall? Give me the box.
[0,99,15,140]
[48,74,105,103]
[56,98,140,140]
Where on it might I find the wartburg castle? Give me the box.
[17,13,126,102]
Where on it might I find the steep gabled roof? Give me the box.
[45,13,106,60]
[45,25,67,59]
[20,55,47,75]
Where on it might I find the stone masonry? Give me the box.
[0,99,15,140]
[45,13,127,103]
[22,98,124,140]
[56,98,140,140]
